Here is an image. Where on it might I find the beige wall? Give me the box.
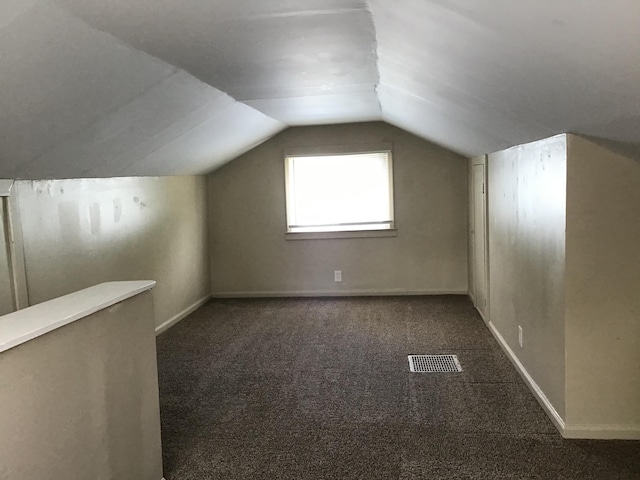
[0,291,162,480]
[208,122,468,296]
[487,135,567,418]
[565,135,640,428]
[15,176,209,329]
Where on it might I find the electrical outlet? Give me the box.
[334,270,342,282]
[518,326,523,348]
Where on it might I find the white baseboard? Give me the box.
[486,321,566,435]
[210,289,467,298]
[487,321,640,440]
[155,295,210,335]
[562,424,640,440]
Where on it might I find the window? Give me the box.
[285,149,395,237]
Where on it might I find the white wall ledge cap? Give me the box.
[0,179,13,196]
[0,280,156,354]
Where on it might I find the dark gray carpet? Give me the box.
[156,296,640,479]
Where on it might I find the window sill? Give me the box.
[285,229,397,241]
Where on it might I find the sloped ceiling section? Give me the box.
[2,0,640,178]
[371,0,640,155]
[0,0,284,179]
[52,0,381,127]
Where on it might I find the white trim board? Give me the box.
[0,179,13,197]
[562,424,640,440]
[210,289,467,298]
[155,294,210,335]
[0,281,156,354]
[486,321,566,435]
[486,321,640,440]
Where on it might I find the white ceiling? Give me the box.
[1,0,639,178]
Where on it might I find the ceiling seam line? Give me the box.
[19,68,180,176]
[365,1,383,116]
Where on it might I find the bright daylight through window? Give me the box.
[285,150,394,234]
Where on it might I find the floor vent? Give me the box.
[408,354,462,373]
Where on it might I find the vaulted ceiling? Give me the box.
[2,0,639,178]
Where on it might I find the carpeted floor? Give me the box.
[156,296,640,479]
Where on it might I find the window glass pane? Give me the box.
[286,151,393,233]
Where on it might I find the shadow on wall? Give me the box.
[582,135,640,165]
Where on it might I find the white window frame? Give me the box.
[284,145,397,240]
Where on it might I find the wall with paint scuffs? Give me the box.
[14,176,209,329]
[488,134,568,420]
